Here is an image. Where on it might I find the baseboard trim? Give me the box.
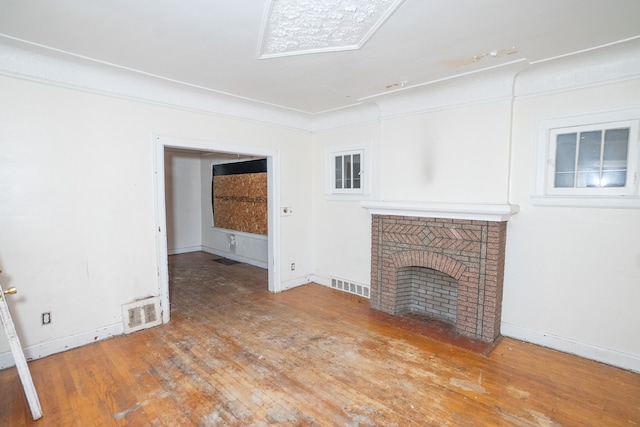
[0,322,123,370]
[501,322,639,373]
[307,274,330,287]
[200,246,268,269]
[280,276,312,291]
[168,245,202,255]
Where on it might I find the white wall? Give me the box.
[378,100,513,204]
[277,137,315,289]
[311,121,381,287]
[503,79,640,371]
[165,151,202,254]
[1,38,638,373]
[309,48,640,372]
[0,74,312,365]
[310,99,514,288]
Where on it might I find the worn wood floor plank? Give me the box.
[0,251,638,426]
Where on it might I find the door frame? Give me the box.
[153,135,281,324]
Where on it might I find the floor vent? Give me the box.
[122,296,161,334]
[331,277,370,298]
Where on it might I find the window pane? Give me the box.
[602,128,629,187]
[345,154,352,189]
[335,155,343,189]
[577,131,602,187]
[555,133,577,188]
[352,154,361,189]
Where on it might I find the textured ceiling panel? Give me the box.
[259,0,405,58]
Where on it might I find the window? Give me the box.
[326,142,370,198]
[534,107,640,207]
[551,123,633,193]
[334,151,362,191]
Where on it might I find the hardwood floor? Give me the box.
[1,251,639,426]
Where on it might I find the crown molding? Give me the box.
[515,37,640,98]
[368,61,527,119]
[0,36,312,132]
[310,102,381,132]
[2,35,639,133]
[353,37,640,120]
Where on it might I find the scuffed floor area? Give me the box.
[1,251,638,426]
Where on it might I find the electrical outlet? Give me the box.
[290,263,295,271]
[42,312,51,325]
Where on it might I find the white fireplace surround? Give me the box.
[360,201,520,221]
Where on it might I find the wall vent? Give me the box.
[331,277,370,298]
[121,296,161,334]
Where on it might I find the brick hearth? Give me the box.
[369,214,509,342]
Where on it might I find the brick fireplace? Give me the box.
[362,202,518,342]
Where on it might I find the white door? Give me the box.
[0,273,42,420]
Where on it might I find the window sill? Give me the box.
[530,196,640,209]
[325,193,370,201]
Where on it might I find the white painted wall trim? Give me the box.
[361,201,520,222]
[515,37,640,98]
[0,322,123,370]
[307,274,331,287]
[167,246,203,256]
[169,244,268,264]
[369,61,525,119]
[153,135,282,326]
[531,104,640,207]
[201,245,268,270]
[502,322,640,374]
[324,140,372,197]
[267,154,282,293]
[153,139,171,324]
[2,35,638,133]
[280,276,312,291]
[0,36,311,132]
[311,103,381,132]
[530,196,640,209]
[208,227,269,242]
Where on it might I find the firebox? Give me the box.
[362,202,518,342]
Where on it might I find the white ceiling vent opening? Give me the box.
[122,296,161,334]
[258,0,406,58]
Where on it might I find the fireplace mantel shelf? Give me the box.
[361,201,519,222]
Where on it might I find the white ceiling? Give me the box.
[1,0,639,115]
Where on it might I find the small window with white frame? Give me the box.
[326,142,369,198]
[534,107,640,207]
[333,150,362,192]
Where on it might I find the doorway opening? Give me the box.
[153,136,281,324]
